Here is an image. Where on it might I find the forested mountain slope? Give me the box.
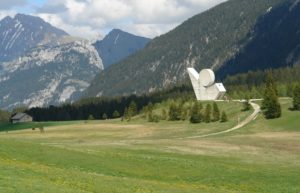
[93,29,150,68]
[85,0,285,97]
[218,0,300,78]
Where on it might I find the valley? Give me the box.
[0,1,300,192]
[0,99,300,192]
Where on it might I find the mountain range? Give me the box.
[1,0,300,109]
[85,0,300,97]
[0,37,102,109]
[0,14,149,109]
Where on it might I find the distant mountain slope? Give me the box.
[0,14,68,62]
[93,29,150,68]
[217,0,300,78]
[0,38,103,109]
[85,0,285,97]
[0,14,103,109]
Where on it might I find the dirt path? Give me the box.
[183,100,261,139]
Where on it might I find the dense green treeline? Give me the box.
[140,99,228,124]
[224,65,300,99]
[26,85,193,121]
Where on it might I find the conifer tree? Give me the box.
[141,102,152,120]
[102,113,108,120]
[198,102,203,111]
[124,101,138,121]
[88,114,94,120]
[250,87,261,99]
[212,102,220,122]
[242,95,251,111]
[128,101,138,116]
[168,103,181,121]
[293,84,300,110]
[124,107,130,121]
[147,109,153,122]
[181,107,188,121]
[221,111,228,122]
[190,102,202,123]
[204,104,212,123]
[287,84,295,98]
[147,102,154,112]
[113,110,120,118]
[161,109,167,120]
[262,73,281,119]
[148,112,160,123]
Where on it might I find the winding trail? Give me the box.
[183,100,261,139]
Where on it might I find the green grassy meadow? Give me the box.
[0,100,300,192]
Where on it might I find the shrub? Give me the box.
[242,95,251,111]
[293,84,300,110]
[221,111,228,122]
[148,114,160,123]
[113,110,120,118]
[168,103,182,121]
[161,109,168,120]
[212,102,220,122]
[190,102,202,123]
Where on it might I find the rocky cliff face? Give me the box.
[0,14,105,109]
[0,37,103,109]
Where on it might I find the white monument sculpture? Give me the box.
[187,68,226,101]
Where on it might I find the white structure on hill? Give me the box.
[187,68,226,101]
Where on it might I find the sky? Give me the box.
[0,0,226,40]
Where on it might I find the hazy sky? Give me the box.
[0,0,226,39]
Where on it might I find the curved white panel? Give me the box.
[199,69,215,87]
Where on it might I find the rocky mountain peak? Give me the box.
[93,29,150,68]
[0,13,68,62]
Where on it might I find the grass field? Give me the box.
[0,100,299,192]
[0,121,85,132]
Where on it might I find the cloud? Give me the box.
[36,4,68,14]
[0,10,17,20]
[36,13,102,39]
[0,0,27,10]
[1,0,227,39]
[121,23,179,39]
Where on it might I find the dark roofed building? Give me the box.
[10,113,33,124]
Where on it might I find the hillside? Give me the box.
[93,29,150,68]
[218,0,300,78]
[85,0,286,97]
